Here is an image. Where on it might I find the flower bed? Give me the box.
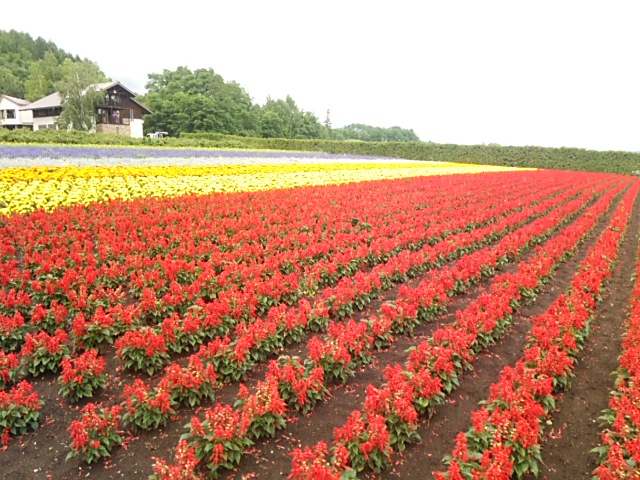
[0,149,636,479]
[437,183,639,478]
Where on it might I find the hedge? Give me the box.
[1,128,639,175]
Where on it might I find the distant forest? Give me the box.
[0,29,81,99]
[0,29,419,141]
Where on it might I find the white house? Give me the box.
[18,81,151,138]
[0,95,33,129]
[22,91,61,132]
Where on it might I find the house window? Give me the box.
[6,109,16,119]
[33,107,62,118]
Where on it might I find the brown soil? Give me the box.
[2,185,639,480]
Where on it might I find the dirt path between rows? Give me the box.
[228,185,631,479]
[521,191,640,479]
[377,185,636,479]
[2,178,635,480]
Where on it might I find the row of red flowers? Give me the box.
[436,182,639,478]
[147,179,627,478]
[1,173,588,450]
[181,177,584,385]
[2,173,536,326]
[0,172,578,385]
[60,175,622,468]
[0,171,623,468]
[0,173,566,383]
[128,172,602,409]
[64,177,586,467]
[287,178,634,478]
[0,173,565,352]
[593,197,640,476]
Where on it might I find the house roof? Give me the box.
[21,80,151,113]
[0,95,30,106]
[93,81,136,98]
[130,97,152,115]
[21,92,62,111]
[95,81,152,114]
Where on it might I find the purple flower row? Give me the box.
[0,144,398,161]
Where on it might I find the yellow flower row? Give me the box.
[0,162,525,215]
[0,161,509,183]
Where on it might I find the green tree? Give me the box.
[298,111,326,138]
[141,67,259,137]
[0,67,24,98]
[333,123,420,142]
[141,66,325,139]
[258,95,326,139]
[25,51,61,101]
[0,29,80,99]
[260,109,287,138]
[56,59,107,131]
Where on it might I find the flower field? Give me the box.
[0,145,639,479]
[0,144,521,215]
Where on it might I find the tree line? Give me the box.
[0,29,80,99]
[0,29,419,141]
[139,67,419,141]
[140,67,328,139]
[333,123,420,142]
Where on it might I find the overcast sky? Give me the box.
[2,1,638,151]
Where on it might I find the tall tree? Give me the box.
[260,109,287,138]
[0,67,24,98]
[258,95,326,139]
[141,67,259,137]
[324,109,334,139]
[24,51,61,101]
[56,59,107,131]
[0,29,80,99]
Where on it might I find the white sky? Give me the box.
[2,1,638,151]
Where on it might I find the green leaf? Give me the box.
[530,460,539,477]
